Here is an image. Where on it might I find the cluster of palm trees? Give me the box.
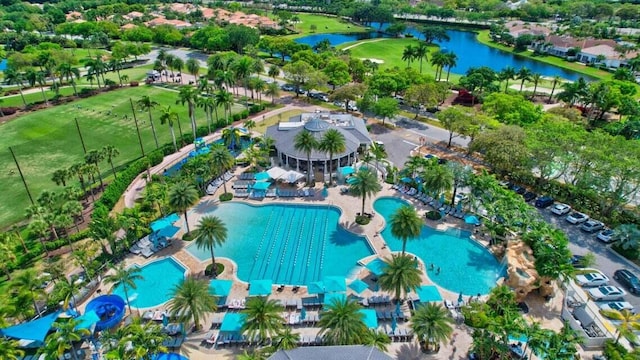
[497,66,547,99]
[293,128,347,185]
[430,50,458,82]
[50,145,120,198]
[402,43,430,73]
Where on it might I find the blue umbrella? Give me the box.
[341,166,355,176]
[322,187,329,197]
[439,193,445,204]
[401,177,412,183]
[458,292,464,306]
[248,279,273,296]
[323,276,347,293]
[456,201,463,211]
[307,281,325,295]
[391,316,397,332]
[300,307,306,321]
[254,172,270,181]
[464,215,481,225]
[162,314,168,327]
[395,302,401,317]
[348,279,369,294]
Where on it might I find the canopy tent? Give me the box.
[340,166,355,176]
[359,309,378,329]
[307,281,325,295]
[346,177,358,185]
[323,293,346,306]
[157,225,180,239]
[248,279,273,296]
[254,172,270,181]
[220,313,246,333]
[266,167,287,180]
[284,170,304,183]
[152,353,189,360]
[323,276,347,293]
[348,279,369,294]
[464,215,481,226]
[365,258,387,276]
[0,310,61,344]
[416,285,442,303]
[75,310,100,331]
[209,279,233,297]
[150,213,180,233]
[251,182,271,191]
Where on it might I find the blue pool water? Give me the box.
[373,197,504,295]
[112,257,187,308]
[186,202,374,285]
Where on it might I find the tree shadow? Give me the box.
[395,342,424,360]
[193,199,219,214]
[395,117,429,131]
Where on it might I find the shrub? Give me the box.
[78,88,97,98]
[182,231,196,241]
[1,107,19,116]
[220,193,233,201]
[425,211,442,220]
[232,113,242,122]
[205,263,225,277]
[612,243,639,260]
[355,215,371,225]
[130,81,139,87]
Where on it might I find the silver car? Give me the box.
[588,286,626,301]
[597,229,616,243]
[566,212,589,224]
[551,203,571,216]
[581,220,605,233]
[599,301,634,314]
[576,271,610,287]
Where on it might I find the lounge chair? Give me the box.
[141,247,154,258]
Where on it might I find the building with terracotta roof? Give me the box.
[145,16,192,29]
[578,44,638,68]
[120,23,138,30]
[505,20,552,38]
[532,35,617,58]
[123,11,144,21]
[66,11,82,21]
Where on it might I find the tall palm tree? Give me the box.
[209,146,235,194]
[102,145,120,179]
[233,56,254,110]
[265,81,280,104]
[221,127,242,150]
[390,205,422,255]
[0,236,17,280]
[57,63,80,96]
[25,69,46,105]
[548,76,561,103]
[271,327,300,351]
[104,263,143,315]
[516,67,532,93]
[349,168,382,216]
[3,69,27,108]
[499,66,516,93]
[159,106,179,152]
[410,302,454,352]
[214,89,234,125]
[422,161,453,199]
[52,168,69,186]
[41,319,90,360]
[430,50,447,80]
[168,182,199,234]
[137,95,161,149]
[194,216,227,277]
[415,43,429,74]
[601,308,640,344]
[379,254,422,303]
[530,73,542,99]
[402,45,417,68]
[85,149,105,188]
[319,129,346,186]
[86,58,106,88]
[444,52,458,82]
[0,338,24,360]
[293,130,318,185]
[177,86,200,139]
[196,96,216,134]
[241,296,284,345]
[186,58,200,79]
[12,269,45,316]
[172,57,185,83]
[168,276,217,331]
[318,297,367,345]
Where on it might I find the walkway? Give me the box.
[342,38,387,51]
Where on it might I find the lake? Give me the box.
[295,25,590,81]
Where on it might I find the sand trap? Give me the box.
[360,58,385,64]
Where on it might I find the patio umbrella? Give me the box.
[254,172,270,181]
[307,281,325,295]
[300,307,306,321]
[209,279,233,297]
[157,225,180,239]
[267,167,287,180]
[439,193,445,204]
[401,177,412,183]
[464,215,481,225]
[285,170,304,183]
[251,181,271,191]
[152,353,188,360]
[458,292,464,306]
[162,314,168,327]
[346,177,358,185]
[391,316,397,332]
[322,187,329,197]
[220,313,246,333]
[323,293,346,306]
[248,279,273,296]
[456,201,463,211]
[323,276,347,293]
[348,279,369,294]
[341,166,355,176]
[365,258,387,276]
[359,309,378,329]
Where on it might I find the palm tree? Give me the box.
[85,149,105,188]
[159,106,179,152]
[349,168,382,217]
[241,296,284,345]
[319,129,346,186]
[177,86,200,139]
[530,73,542,99]
[51,169,69,187]
[86,58,106,88]
[411,302,454,352]
[430,50,447,80]
[168,276,217,331]
[0,338,24,360]
[264,81,280,104]
[172,57,185,83]
[214,89,234,125]
[415,43,429,74]
[0,236,17,280]
[268,64,280,80]
[499,66,516,93]
[137,96,161,149]
[12,269,45,316]
[271,327,300,351]
[548,76,562,103]
[41,319,90,360]
[516,67,532,92]
[318,297,367,345]
[422,161,453,199]
[104,263,143,315]
[402,45,417,68]
[444,52,458,82]
[209,146,235,194]
[25,69,46,105]
[194,216,227,277]
[105,319,168,360]
[233,56,254,110]
[4,69,27,108]
[57,63,80,96]
[196,96,216,134]
[293,130,318,185]
[601,308,640,344]
[379,254,422,303]
[390,205,422,255]
[102,145,120,179]
[363,329,391,352]
[168,182,199,234]
[186,58,200,79]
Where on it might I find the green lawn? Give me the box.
[0,85,243,227]
[287,13,368,39]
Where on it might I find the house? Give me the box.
[505,20,552,39]
[66,11,82,21]
[145,16,192,29]
[578,44,638,68]
[120,23,138,30]
[123,11,144,21]
[532,35,616,58]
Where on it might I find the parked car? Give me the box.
[597,229,616,243]
[588,286,626,301]
[576,271,610,287]
[309,92,329,102]
[571,255,586,268]
[508,183,526,195]
[599,301,634,314]
[346,103,358,111]
[333,101,345,108]
[280,84,295,91]
[551,203,571,216]
[566,212,589,224]
[522,191,537,202]
[581,220,605,233]
[614,269,640,294]
[534,196,554,208]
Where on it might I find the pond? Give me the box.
[295,25,590,81]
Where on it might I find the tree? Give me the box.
[268,64,279,80]
[448,161,472,207]
[85,149,105,188]
[41,319,90,360]
[105,319,168,359]
[405,82,446,119]
[319,129,346,186]
[209,146,235,194]
[548,76,561,103]
[271,327,299,351]
[516,67,532,93]
[422,26,449,44]
[349,168,382,216]
[323,59,351,89]
[415,43,429,74]
[3,69,27,108]
[57,64,79,95]
[0,235,17,280]
[102,145,119,180]
[159,106,179,152]
[373,97,399,125]
[437,105,473,147]
[0,338,24,360]
[282,60,315,97]
[222,127,242,150]
[614,224,640,251]
[422,159,453,199]
[430,50,447,80]
[168,276,216,332]
[443,52,458,82]
[25,69,48,105]
[530,73,542,99]
[482,92,543,126]
[137,96,161,149]
[196,96,216,134]
[294,130,319,185]
[601,309,640,344]
[318,297,367,345]
[410,303,454,352]
[104,263,143,315]
[379,254,421,303]
[241,297,284,345]
[498,66,516,93]
[402,45,416,68]
[329,84,366,113]
[168,182,199,234]
[176,86,199,139]
[12,269,45,316]
[51,169,69,187]
[214,89,234,125]
[390,205,422,255]
[186,58,200,79]
[264,82,280,104]
[194,216,227,277]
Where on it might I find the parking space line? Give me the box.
[403,140,419,146]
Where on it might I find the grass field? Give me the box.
[287,13,368,39]
[0,85,243,227]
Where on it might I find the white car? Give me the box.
[581,220,605,233]
[551,203,571,216]
[599,301,634,314]
[576,271,610,287]
[566,212,589,224]
[597,229,616,243]
[588,286,626,301]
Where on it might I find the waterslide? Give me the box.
[84,295,126,331]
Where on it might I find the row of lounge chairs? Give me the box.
[130,236,172,258]
[360,295,392,307]
[232,180,254,189]
[277,298,304,309]
[375,310,407,321]
[392,184,468,220]
[238,172,255,180]
[206,172,233,195]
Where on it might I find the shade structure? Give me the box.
[359,309,378,329]
[0,310,61,344]
[323,292,346,306]
[464,215,481,225]
[323,276,347,293]
[284,170,304,183]
[150,213,180,232]
[307,281,325,295]
[220,313,246,333]
[267,167,287,180]
[75,310,100,331]
[348,279,369,294]
[254,172,270,181]
[341,166,355,176]
[365,258,387,276]
[248,279,273,296]
[401,177,412,183]
[346,177,358,185]
[157,225,180,239]
[153,353,188,360]
[209,279,233,297]
[251,181,271,191]
[416,285,442,302]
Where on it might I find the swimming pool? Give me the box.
[112,257,187,309]
[185,202,374,285]
[373,197,504,295]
